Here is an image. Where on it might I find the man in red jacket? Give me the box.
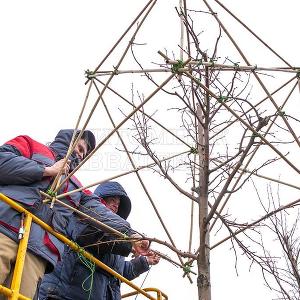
[0,130,148,299]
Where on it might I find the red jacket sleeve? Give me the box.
[0,136,45,185]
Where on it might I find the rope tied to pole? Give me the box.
[85,69,95,80]
[171,59,184,73]
[182,262,193,277]
[45,188,57,198]
[217,95,228,103]
[123,233,129,240]
[277,110,286,117]
[209,58,216,67]
[197,59,203,66]
[251,132,260,138]
[190,147,198,154]
[233,61,240,70]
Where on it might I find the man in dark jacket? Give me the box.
[38,181,159,300]
[0,130,141,299]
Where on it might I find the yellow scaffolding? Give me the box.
[0,193,168,300]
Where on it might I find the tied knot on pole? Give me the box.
[182,262,193,277]
[46,188,57,198]
[123,233,129,240]
[277,110,286,117]
[171,59,184,73]
[217,95,228,103]
[197,59,203,66]
[85,69,95,79]
[190,147,198,154]
[209,58,216,67]
[233,62,240,70]
[75,242,85,255]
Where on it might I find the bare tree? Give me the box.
[57,1,300,299]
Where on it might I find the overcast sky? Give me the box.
[1,1,300,299]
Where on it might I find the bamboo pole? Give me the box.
[40,191,126,238]
[214,159,300,191]
[92,0,157,74]
[183,0,197,259]
[58,57,191,190]
[184,71,300,176]
[184,71,300,225]
[93,82,193,283]
[209,80,299,231]
[56,0,159,192]
[212,0,292,67]
[89,65,300,77]
[94,77,192,149]
[54,151,189,199]
[202,0,300,150]
[51,79,94,200]
[210,76,297,140]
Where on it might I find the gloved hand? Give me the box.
[130,233,150,256]
[145,250,160,265]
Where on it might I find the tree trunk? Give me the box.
[197,102,211,300]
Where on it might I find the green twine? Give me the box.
[182,262,193,277]
[46,188,57,197]
[217,96,228,103]
[197,59,203,66]
[277,110,286,117]
[252,132,259,138]
[171,60,184,73]
[233,62,240,70]
[85,69,94,79]
[77,248,95,300]
[209,59,215,67]
[190,147,198,154]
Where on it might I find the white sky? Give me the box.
[1,1,300,299]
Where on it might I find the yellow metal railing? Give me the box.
[0,193,168,300]
[122,288,168,300]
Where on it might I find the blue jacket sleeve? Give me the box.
[0,144,44,185]
[75,224,132,257]
[79,192,134,236]
[122,256,149,280]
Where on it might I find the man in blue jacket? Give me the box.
[38,181,160,300]
[0,130,146,299]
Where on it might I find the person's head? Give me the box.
[73,138,88,161]
[50,129,96,169]
[74,130,95,160]
[101,196,120,214]
[94,181,131,219]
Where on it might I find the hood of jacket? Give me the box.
[94,181,131,219]
[49,129,96,170]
